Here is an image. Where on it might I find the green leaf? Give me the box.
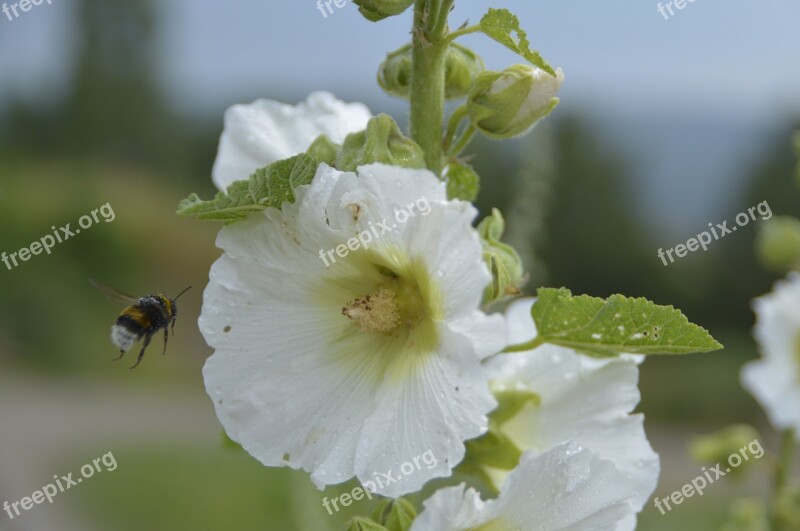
[177,154,318,223]
[479,8,556,76]
[517,287,723,357]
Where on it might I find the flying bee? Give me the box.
[90,280,191,369]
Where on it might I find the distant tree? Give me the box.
[1,0,175,164]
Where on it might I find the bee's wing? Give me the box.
[89,279,140,305]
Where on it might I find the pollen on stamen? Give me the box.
[342,287,401,334]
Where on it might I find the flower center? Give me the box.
[342,287,402,334]
[341,273,429,335]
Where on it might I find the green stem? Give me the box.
[430,0,455,38]
[410,0,451,175]
[450,124,476,156]
[770,429,795,530]
[443,104,468,152]
[501,336,545,354]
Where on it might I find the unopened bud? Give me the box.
[353,0,414,22]
[756,217,800,273]
[337,114,426,171]
[379,44,484,101]
[467,64,564,139]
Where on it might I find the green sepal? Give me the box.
[307,134,340,166]
[478,8,555,76]
[511,287,724,357]
[445,160,480,201]
[337,114,426,172]
[490,388,540,425]
[369,498,416,531]
[464,428,523,471]
[477,209,524,304]
[176,154,318,223]
[344,516,389,531]
[353,0,413,22]
[462,389,538,473]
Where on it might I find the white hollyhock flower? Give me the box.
[741,273,800,434]
[411,443,639,531]
[200,162,506,497]
[212,91,372,190]
[483,298,659,531]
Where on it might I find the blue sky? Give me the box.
[1,1,799,238]
[1,0,799,122]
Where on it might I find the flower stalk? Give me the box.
[410,0,453,175]
[770,428,796,530]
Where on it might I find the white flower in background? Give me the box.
[741,273,800,435]
[483,298,659,531]
[212,91,372,190]
[200,162,506,497]
[411,443,639,531]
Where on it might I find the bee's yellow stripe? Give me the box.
[121,306,151,328]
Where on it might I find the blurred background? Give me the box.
[1,0,799,529]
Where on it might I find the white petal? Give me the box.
[212,92,372,190]
[744,273,800,434]
[742,358,800,433]
[200,163,503,496]
[485,297,659,529]
[356,333,497,497]
[412,444,638,531]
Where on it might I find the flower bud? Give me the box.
[755,217,800,273]
[444,44,485,100]
[477,208,524,304]
[467,64,564,139]
[353,0,413,22]
[337,114,426,171]
[379,44,484,100]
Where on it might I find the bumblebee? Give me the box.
[91,280,191,369]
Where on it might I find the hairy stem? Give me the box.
[410,0,452,175]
